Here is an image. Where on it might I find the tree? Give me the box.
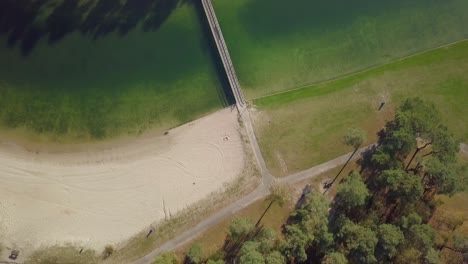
[322,252,348,264]
[399,212,423,230]
[228,217,255,241]
[335,171,369,212]
[256,184,291,227]
[424,248,441,264]
[338,220,378,264]
[370,148,394,169]
[206,260,224,264]
[423,160,451,193]
[187,242,203,264]
[238,242,264,264]
[378,124,416,166]
[266,184,290,208]
[395,247,422,264]
[376,224,404,260]
[377,169,423,203]
[405,124,458,172]
[398,97,439,134]
[283,224,310,262]
[374,97,441,170]
[257,228,280,254]
[239,251,264,264]
[423,158,460,197]
[425,125,458,164]
[154,252,179,264]
[265,251,284,264]
[394,98,459,171]
[408,224,436,253]
[453,234,468,261]
[206,250,225,264]
[344,128,366,150]
[289,192,333,254]
[323,128,368,192]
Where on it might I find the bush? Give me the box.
[154,252,180,264]
[186,242,204,264]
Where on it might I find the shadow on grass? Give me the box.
[0,0,192,56]
[222,226,264,261]
[322,147,359,195]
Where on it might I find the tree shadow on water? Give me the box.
[192,0,235,107]
[0,0,193,56]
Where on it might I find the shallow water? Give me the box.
[1,0,468,141]
[213,0,468,97]
[0,1,231,142]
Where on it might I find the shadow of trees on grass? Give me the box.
[0,0,192,56]
[222,226,264,261]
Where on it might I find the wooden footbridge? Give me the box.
[201,0,246,110]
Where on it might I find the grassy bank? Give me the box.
[253,41,468,177]
[213,0,468,98]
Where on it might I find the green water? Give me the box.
[2,0,468,142]
[0,3,228,142]
[213,0,468,98]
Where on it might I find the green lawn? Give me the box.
[253,41,468,177]
[213,0,468,98]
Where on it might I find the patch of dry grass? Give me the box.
[25,245,99,264]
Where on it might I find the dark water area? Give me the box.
[0,0,190,56]
[239,0,439,38]
[0,0,233,142]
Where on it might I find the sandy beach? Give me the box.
[0,108,245,259]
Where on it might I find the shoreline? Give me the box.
[0,119,176,155]
[0,107,246,262]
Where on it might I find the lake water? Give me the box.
[213,0,468,98]
[0,1,231,142]
[1,0,467,142]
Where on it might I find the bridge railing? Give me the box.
[201,0,245,108]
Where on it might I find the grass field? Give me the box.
[213,0,468,98]
[0,3,227,144]
[253,41,468,177]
